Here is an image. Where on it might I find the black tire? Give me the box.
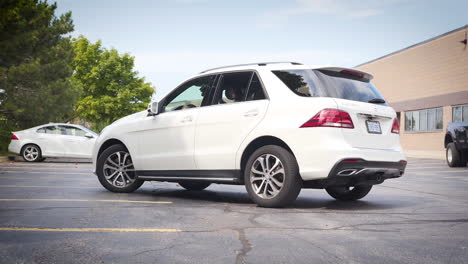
[244,145,302,208]
[21,144,42,162]
[446,143,464,167]
[96,144,144,193]
[325,185,373,201]
[179,181,211,191]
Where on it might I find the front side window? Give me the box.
[164,75,213,112]
[58,126,86,137]
[214,71,252,104]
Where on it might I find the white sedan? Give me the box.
[8,123,98,162]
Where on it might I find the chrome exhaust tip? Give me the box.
[337,169,358,176]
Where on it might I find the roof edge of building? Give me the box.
[355,25,468,68]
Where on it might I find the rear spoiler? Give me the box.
[315,67,373,82]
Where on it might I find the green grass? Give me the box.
[0,152,14,157]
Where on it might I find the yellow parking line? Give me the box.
[0,185,98,189]
[0,171,91,175]
[0,198,172,204]
[0,227,180,232]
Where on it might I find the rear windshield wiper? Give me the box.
[368,98,386,104]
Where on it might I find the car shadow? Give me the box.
[126,184,417,211]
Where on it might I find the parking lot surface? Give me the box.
[0,158,467,264]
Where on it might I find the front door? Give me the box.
[134,75,215,171]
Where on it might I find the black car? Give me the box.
[445,122,468,167]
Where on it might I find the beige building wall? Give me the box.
[357,26,468,159]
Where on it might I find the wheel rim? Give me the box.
[447,148,453,163]
[103,151,136,188]
[250,154,285,199]
[24,146,39,161]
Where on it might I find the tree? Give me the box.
[0,0,78,151]
[71,36,154,131]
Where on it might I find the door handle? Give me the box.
[243,109,259,117]
[181,116,193,123]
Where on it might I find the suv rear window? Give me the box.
[272,69,387,105]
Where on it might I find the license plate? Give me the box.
[366,120,381,134]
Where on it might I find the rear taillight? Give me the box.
[11,133,19,140]
[391,118,400,134]
[301,109,354,129]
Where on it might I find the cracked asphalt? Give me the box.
[0,158,467,264]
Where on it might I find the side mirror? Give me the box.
[147,101,159,116]
[84,133,94,138]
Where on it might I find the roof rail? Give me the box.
[199,61,303,74]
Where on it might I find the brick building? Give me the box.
[356,25,468,159]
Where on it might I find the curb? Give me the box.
[0,156,17,162]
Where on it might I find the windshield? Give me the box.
[272,69,387,105]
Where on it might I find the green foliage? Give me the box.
[0,0,78,151]
[71,36,154,131]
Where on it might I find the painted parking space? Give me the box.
[0,158,467,263]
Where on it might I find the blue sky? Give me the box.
[56,0,467,99]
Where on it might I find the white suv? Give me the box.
[92,62,406,207]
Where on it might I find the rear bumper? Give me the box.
[303,159,406,188]
[8,141,21,154]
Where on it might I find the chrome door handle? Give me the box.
[181,116,193,123]
[243,109,259,117]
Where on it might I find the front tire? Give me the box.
[179,181,211,191]
[21,144,42,162]
[244,145,302,208]
[325,185,373,201]
[96,144,143,193]
[446,143,466,167]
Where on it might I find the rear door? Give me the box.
[194,71,269,170]
[313,69,399,150]
[36,126,65,156]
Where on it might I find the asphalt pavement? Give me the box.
[0,158,467,264]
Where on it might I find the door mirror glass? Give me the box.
[84,133,94,138]
[148,101,159,116]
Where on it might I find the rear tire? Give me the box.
[326,185,373,201]
[96,144,144,193]
[446,143,465,167]
[21,144,42,162]
[244,145,302,208]
[179,181,211,191]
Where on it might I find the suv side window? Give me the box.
[164,75,214,112]
[214,71,253,105]
[245,73,266,101]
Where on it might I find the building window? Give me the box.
[405,107,443,132]
[452,104,468,122]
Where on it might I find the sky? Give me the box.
[55,0,467,99]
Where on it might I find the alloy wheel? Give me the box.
[250,154,285,199]
[23,146,39,161]
[103,151,136,188]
